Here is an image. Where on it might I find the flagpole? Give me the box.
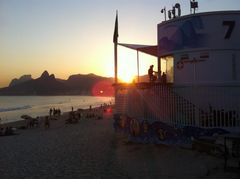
[114,37,118,84]
[137,50,139,83]
[113,11,118,84]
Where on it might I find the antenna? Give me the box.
[175,3,181,17]
[168,10,172,19]
[172,6,176,18]
[190,0,198,14]
[166,3,181,20]
[161,7,166,21]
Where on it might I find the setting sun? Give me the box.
[117,46,158,83]
[118,47,138,83]
[118,70,135,83]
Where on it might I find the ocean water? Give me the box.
[0,96,114,124]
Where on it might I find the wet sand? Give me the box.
[0,109,238,179]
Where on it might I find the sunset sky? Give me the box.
[1,0,240,87]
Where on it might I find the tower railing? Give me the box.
[115,82,240,132]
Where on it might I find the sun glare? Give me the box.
[117,47,138,83]
[119,70,135,83]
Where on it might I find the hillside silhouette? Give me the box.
[0,71,114,96]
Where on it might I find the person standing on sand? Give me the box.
[44,116,50,129]
[58,109,61,116]
[49,108,52,117]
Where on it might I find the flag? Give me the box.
[113,11,118,43]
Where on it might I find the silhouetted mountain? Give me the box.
[0,71,67,95]
[9,75,32,87]
[65,73,114,96]
[134,74,149,82]
[66,73,104,89]
[0,71,114,96]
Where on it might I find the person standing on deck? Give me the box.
[161,72,167,84]
[148,65,157,82]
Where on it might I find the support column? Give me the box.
[137,50,140,83]
[157,57,161,81]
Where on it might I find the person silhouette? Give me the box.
[148,65,157,82]
[161,72,167,84]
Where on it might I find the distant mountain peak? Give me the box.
[49,74,55,79]
[9,74,32,87]
[40,70,50,79]
[67,73,93,80]
[87,73,96,76]
[0,71,114,96]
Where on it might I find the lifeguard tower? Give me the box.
[113,2,240,133]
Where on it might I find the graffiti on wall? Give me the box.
[113,114,229,145]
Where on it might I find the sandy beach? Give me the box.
[0,108,239,179]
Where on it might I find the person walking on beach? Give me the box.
[44,116,50,129]
[49,108,52,117]
[58,109,61,116]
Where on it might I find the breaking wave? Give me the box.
[0,105,32,113]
